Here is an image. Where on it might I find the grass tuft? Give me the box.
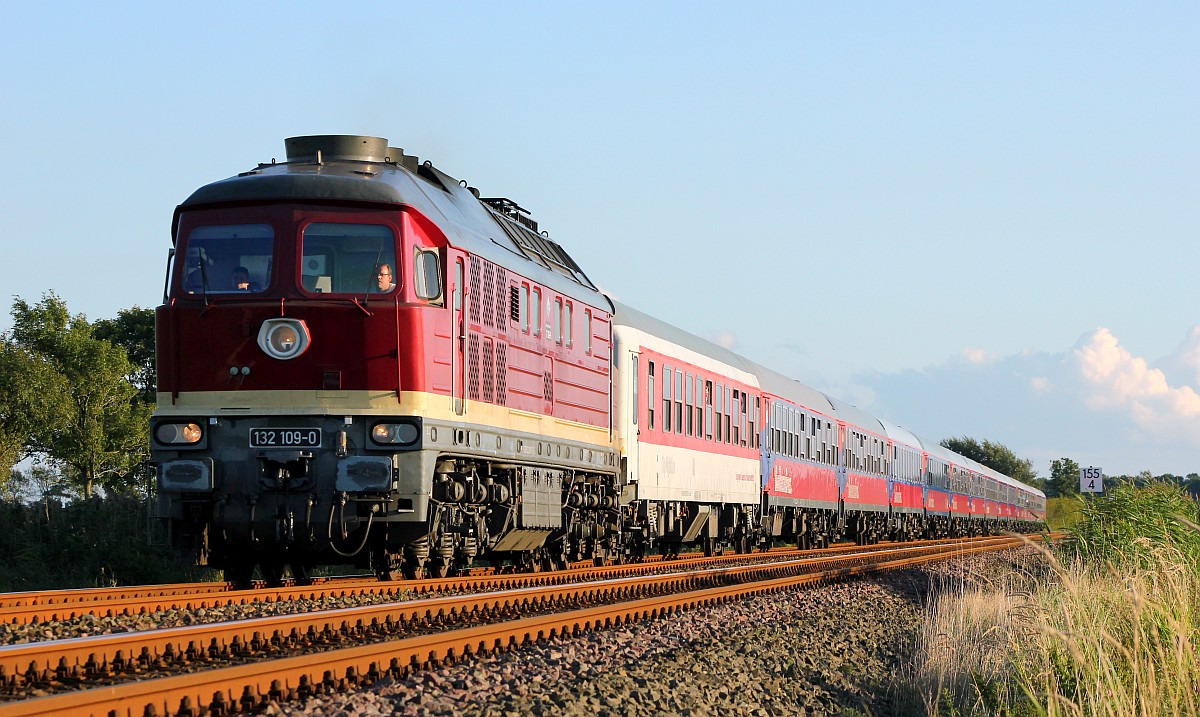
[901,482,1200,717]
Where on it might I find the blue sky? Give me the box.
[2,2,1197,477]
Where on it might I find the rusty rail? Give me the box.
[0,536,1004,627]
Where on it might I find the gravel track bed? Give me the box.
[267,548,1041,717]
[0,590,419,645]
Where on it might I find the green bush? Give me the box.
[1059,481,1200,569]
[0,495,215,591]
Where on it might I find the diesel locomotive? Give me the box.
[151,135,1044,585]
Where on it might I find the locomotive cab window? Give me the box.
[181,224,274,295]
[300,223,396,295]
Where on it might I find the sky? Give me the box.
[1,2,1197,478]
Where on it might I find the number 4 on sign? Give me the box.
[1080,466,1104,494]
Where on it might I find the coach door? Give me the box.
[836,423,848,502]
[627,350,641,485]
[452,256,465,415]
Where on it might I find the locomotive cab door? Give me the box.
[451,254,466,415]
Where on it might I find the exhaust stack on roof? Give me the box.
[284,135,388,163]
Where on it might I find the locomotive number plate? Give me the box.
[249,428,322,448]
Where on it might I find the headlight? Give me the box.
[371,422,421,445]
[257,318,311,360]
[156,422,203,444]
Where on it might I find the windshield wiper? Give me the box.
[363,241,386,305]
[198,258,210,306]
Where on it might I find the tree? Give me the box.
[1048,457,1081,498]
[4,294,151,498]
[93,307,156,401]
[0,334,64,484]
[940,436,1041,489]
[1184,473,1200,498]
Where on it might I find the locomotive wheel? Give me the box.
[260,558,286,588]
[224,557,256,590]
[291,561,315,586]
[427,558,450,579]
[401,562,423,580]
[371,548,402,581]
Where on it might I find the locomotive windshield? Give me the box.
[182,224,274,295]
[300,223,397,295]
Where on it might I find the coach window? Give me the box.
[520,285,530,332]
[720,388,729,443]
[798,413,806,459]
[706,381,715,440]
[684,372,694,436]
[647,362,655,430]
[532,288,542,337]
[793,409,800,456]
[564,302,573,348]
[584,310,591,354]
[554,298,563,345]
[746,397,754,449]
[662,366,673,433]
[713,384,722,442]
[695,376,703,438]
[752,397,760,449]
[675,370,684,434]
[182,224,275,296]
[740,394,748,447]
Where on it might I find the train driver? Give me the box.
[375,263,396,292]
[231,266,259,291]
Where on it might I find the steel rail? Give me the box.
[0,535,1040,717]
[0,536,1007,626]
[0,537,1029,703]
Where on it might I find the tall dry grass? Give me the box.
[900,482,1200,717]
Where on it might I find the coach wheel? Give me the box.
[517,551,542,573]
[702,537,716,557]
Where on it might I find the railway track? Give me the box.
[0,537,997,627]
[0,534,1045,717]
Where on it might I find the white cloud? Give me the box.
[960,347,991,364]
[1073,328,1200,431]
[1157,325,1200,388]
[847,326,1200,476]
